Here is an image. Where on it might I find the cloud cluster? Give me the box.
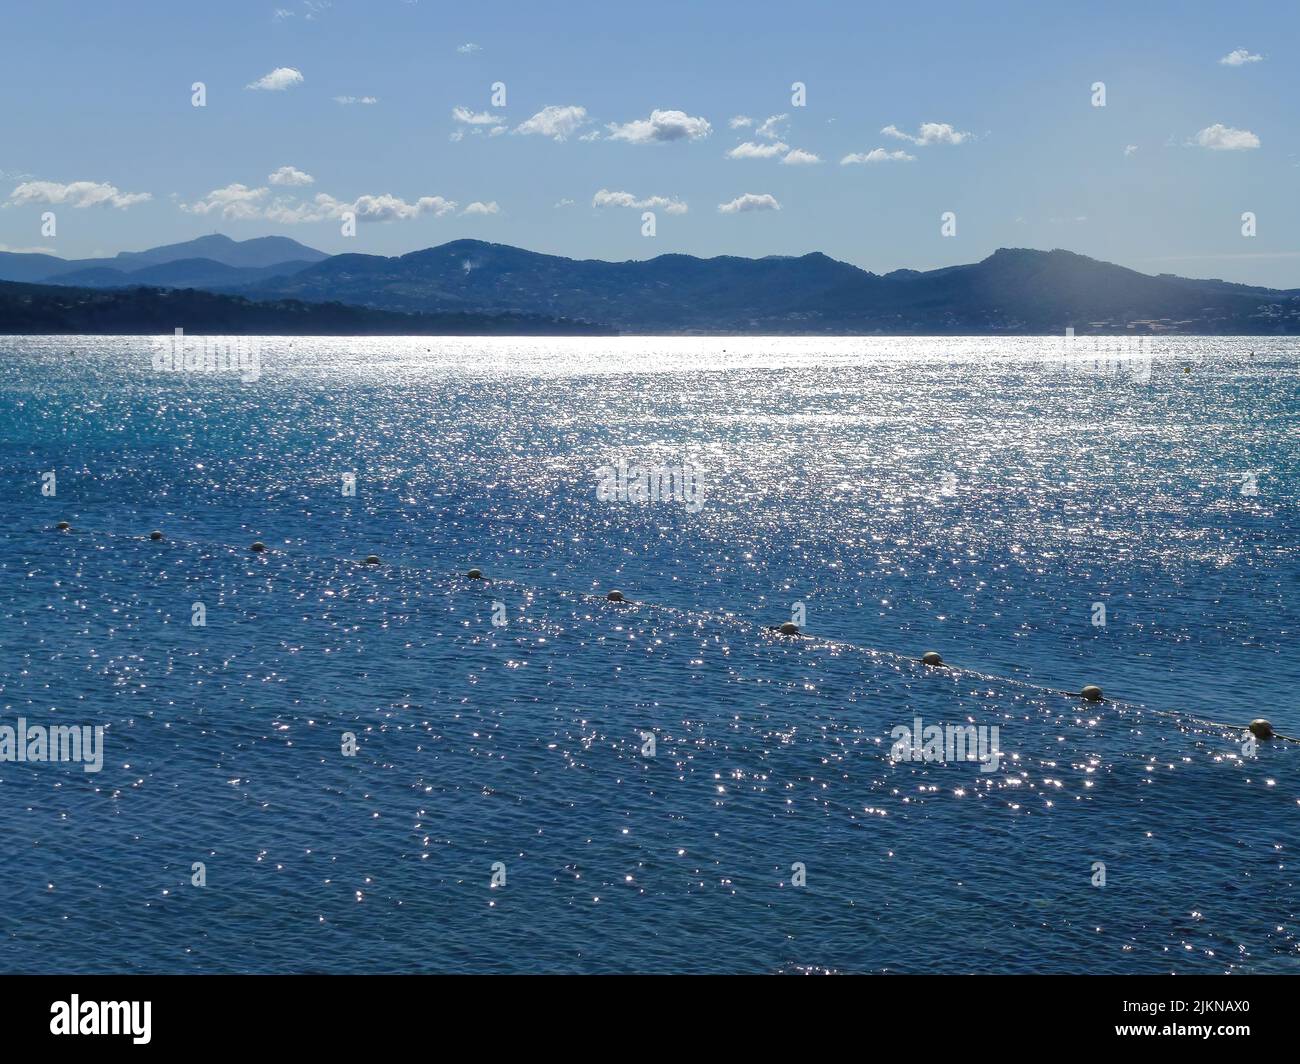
[717,192,780,214]
[841,148,915,164]
[269,166,314,186]
[1218,48,1263,66]
[727,141,786,160]
[515,105,589,141]
[606,109,712,144]
[333,96,377,105]
[1192,123,1260,150]
[8,180,151,209]
[246,67,304,91]
[727,140,819,165]
[881,121,970,145]
[592,188,688,214]
[179,183,471,223]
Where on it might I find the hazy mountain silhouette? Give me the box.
[243,240,1300,334]
[52,258,318,290]
[3,236,1299,334]
[0,234,326,286]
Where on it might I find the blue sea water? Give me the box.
[0,334,1296,974]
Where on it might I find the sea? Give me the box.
[0,334,1296,973]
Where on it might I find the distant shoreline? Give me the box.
[4,238,1299,336]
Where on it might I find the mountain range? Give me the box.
[2,234,1298,334]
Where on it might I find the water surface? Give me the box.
[1,335,1296,972]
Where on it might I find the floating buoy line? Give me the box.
[41,519,1296,744]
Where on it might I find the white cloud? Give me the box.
[717,192,780,214]
[0,243,56,253]
[8,180,152,209]
[514,105,589,141]
[462,200,500,215]
[840,148,915,164]
[346,193,457,221]
[269,166,314,186]
[179,184,457,224]
[333,95,377,105]
[755,114,787,141]
[1219,48,1263,66]
[881,121,970,145]
[729,115,752,129]
[1124,144,1138,157]
[275,1,329,20]
[554,198,575,208]
[246,67,304,91]
[781,148,820,165]
[1192,123,1260,150]
[453,106,498,125]
[592,188,688,214]
[457,43,481,54]
[606,109,712,144]
[727,140,788,159]
[179,183,268,219]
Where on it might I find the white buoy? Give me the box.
[1249,719,1274,740]
[1080,684,1103,702]
[922,651,944,667]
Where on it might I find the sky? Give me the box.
[2,0,1298,286]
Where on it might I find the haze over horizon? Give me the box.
[2,0,1297,286]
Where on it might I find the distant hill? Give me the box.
[0,233,327,286]
[243,240,1300,334]
[111,233,328,270]
[52,257,318,290]
[5,236,1299,334]
[0,278,613,335]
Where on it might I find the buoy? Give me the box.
[466,568,483,580]
[150,531,163,541]
[1080,684,1104,702]
[55,521,71,531]
[921,651,944,667]
[606,590,625,602]
[779,621,800,636]
[249,541,266,553]
[1249,719,1275,740]
[364,555,380,565]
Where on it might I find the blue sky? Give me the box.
[2,0,1297,286]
